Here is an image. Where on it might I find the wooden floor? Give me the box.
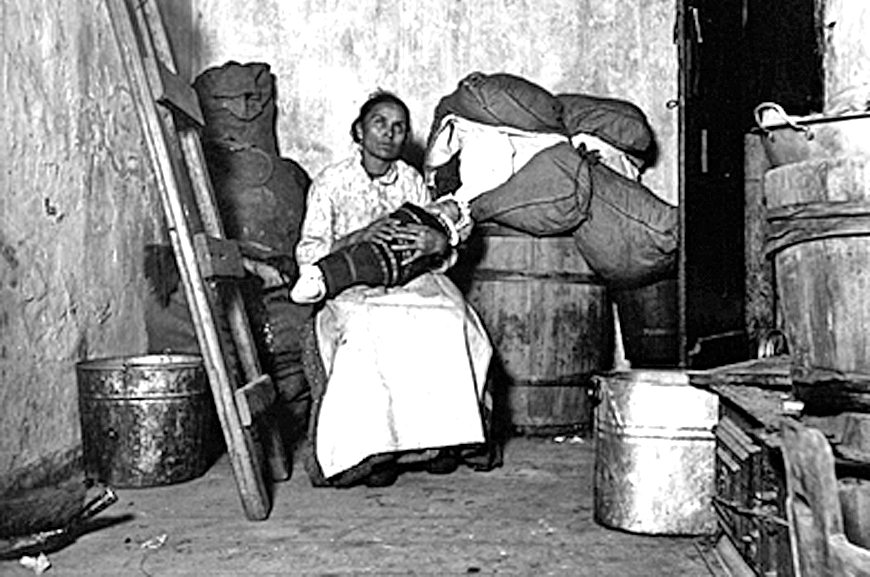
[1,437,714,576]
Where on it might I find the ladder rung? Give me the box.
[235,374,277,428]
[193,233,246,279]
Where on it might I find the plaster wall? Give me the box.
[0,0,681,488]
[190,0,680,205]
[1,0,163,486]
[822,0,870,108]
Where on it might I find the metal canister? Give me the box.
[76,354,217,488]
[592,369,718,535]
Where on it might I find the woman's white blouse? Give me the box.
[296,151,430,266]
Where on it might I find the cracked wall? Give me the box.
[1,0,164,486]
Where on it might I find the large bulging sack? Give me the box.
[191,61,313,402]
[558,93,657,172]
[193,61,278,155]
[426,114,569,203]
[193,61,310,259]
[573,160,678,288]
[469,142,588,235]
[204,147,310,259]
[427,72,566,145]
[469,143,677,288]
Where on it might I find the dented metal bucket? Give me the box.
[592,369,718,535]
[754,102,870,168]
[76,354,217,488]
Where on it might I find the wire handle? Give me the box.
[753,102,811,137]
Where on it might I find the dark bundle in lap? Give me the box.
[317,203,451,298]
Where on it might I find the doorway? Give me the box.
[677,0,823,368]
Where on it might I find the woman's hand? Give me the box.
[242,259,287,289]
[390,223,449,266]
[238,240,293,289]
[333,216,401,251]
[358,216,405,243]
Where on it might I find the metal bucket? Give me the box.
[76,354,217,488]
[593,369,718,535]
[753,102,870,168]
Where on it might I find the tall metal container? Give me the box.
[593,369,718,535]
[76,354,217,488]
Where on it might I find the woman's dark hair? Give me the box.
[350,90,412,143]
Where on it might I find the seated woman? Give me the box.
[296,90,497,487]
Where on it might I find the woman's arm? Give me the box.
[295,178,335,266]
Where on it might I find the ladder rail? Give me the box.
[138,0,290,485]
[148,12,290,483]
[104,0,286,520]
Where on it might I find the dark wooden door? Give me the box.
[676,0,823,368]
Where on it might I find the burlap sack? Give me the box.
[427,72,565,149]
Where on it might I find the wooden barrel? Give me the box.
[611,278,679,368]
[764,154,870,414]
[456,224,613,436]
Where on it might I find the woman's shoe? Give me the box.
[425,449,459,475]
[362,463,399,487]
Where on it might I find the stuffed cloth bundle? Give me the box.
[470,142,677,288]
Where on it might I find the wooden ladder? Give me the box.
[104,0,289,521]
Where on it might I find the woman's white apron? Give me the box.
[313,273,491,478]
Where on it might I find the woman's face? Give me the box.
[356,101,408,164]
